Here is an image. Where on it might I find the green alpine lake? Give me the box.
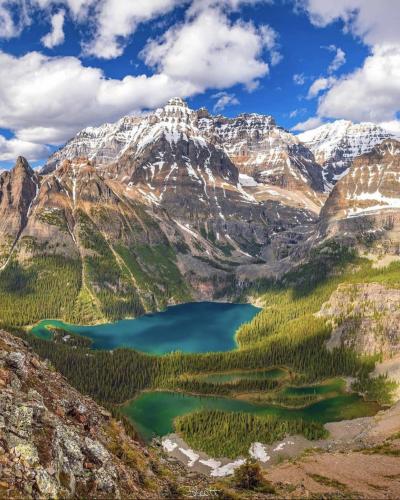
[31,302,260,354]
[122,389,380,442]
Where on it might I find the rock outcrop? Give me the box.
[0,157,39,268]
[0,329,175,499]
[318,282,400,358]
[319,139,400,249]
[197,112,324,192]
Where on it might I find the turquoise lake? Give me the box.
[31,302,260,354]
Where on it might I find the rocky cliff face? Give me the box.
[0,157,39,268]
[41,116,144,175]
[321,140,400,220]
[298,120,393,191]
[198,111,324,193]
[43,98,326,214]
[319,139,400,247]
[0,329,175,499]
[318,282,400,357]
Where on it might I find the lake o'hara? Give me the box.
[31,302,260,354]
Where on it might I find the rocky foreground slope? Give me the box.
[0,329,202,499]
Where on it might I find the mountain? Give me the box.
[320,139,400,245]
[43,98,325,214]
[0,98,397,328]
[41,116,145,175]
[0,157,39,269]
[0,102,320,327]
[197,110,323,190]
[298,120,393,192]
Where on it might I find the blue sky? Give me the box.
[0,0,399,168]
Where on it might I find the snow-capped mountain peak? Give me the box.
[321,138,400,222]
[298,120,393,191]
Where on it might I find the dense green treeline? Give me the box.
[160,376,279,396]
[15,326,375,405]
[0,257,81,327]
[175,410,328,458]
[238,242,400,349]
[77,210,146,321]
[7,240,388,409]
[5,238,398,458]
[352,374,398,405]
[0,207,190,329]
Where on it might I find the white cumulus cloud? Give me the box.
[0,50,197,145]
[292,116,323,132]
[317,45,400,123]
[41,9,65,48]
[326,46,346,73]
[142,7,278,91]
[297,0,400,131]
[83,0,183,59]
[0,134,48,161]
[0,1,274,60]
[212,92,239,112]
[307,76,335,99]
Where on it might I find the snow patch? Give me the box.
[162,439,178,452]
[239,173,258,187]
[249,442,270,463]
[179,447,199,467]
[210,459,245,477]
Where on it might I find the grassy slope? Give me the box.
[0,204,191,327]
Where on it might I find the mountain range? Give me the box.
[0,97,399,324]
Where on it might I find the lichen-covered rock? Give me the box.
[0,329,174,499]
[12,443,39,466]
[84,437,110,465]
[35,468,58,498]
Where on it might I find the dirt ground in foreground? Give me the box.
[267,439,400,498]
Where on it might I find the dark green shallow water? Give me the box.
[31,302,260,354]
[122,390,380,442]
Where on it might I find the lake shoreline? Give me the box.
[27,298,263,331]
[118,375,361,412]
[29,301,260,355]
